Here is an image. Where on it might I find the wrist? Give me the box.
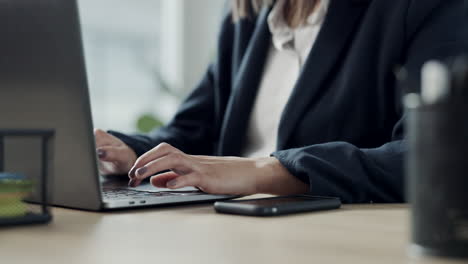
[253,157,308,195]
[253,157,281,194]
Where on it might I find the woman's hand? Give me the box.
[94,129,137,176]
[128,143,309,196]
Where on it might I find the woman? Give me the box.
[95,0,467,203]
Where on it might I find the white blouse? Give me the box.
[242,0,330,158]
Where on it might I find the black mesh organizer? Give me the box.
[0,129,54,227]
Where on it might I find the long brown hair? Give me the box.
[232,0,319,28]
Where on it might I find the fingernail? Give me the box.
[167,179,178,188]
[128,179,137,188]
[97,149,106,159]
[128,167,136,179]
[136,167,147,177]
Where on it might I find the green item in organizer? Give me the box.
[0,173,34,218]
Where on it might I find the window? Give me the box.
[78,0,225,133]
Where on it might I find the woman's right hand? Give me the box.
[94,129,137,176]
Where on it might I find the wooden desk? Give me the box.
[0,197,466,264]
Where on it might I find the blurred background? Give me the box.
[78,0,226,133]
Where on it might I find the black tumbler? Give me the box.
[406,95,468,258]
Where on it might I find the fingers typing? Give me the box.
[135,153,191,180]
[132,143,179,169]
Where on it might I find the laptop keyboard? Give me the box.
[102,187,203,201]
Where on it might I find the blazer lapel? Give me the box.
[217,8,271,156]
[277,0,371,150]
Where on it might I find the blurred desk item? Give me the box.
[0,196,464,264]
[0,129,54,226]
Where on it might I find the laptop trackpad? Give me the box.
[129,183,199,193]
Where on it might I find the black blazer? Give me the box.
[111,0,468,203]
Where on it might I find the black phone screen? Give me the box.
[236,197,328,206]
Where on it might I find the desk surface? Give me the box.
[0,196,466,264]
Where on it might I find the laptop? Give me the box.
[0,0,235,210]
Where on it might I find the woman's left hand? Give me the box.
[128,143,308,196]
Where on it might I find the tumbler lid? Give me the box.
[421,61,450,104]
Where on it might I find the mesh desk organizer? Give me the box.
[0,129,54,226]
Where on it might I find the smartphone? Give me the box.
[214,195,341,216]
